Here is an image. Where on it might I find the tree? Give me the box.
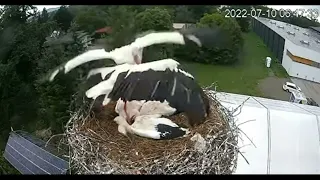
[35,24,87,134]
[0,6,53,148]
[104,6,138,49]
[38,8,49,23]
[174,6,195,23]
[135,7,174,62]
[198,13,243,64]
[174,12,243,65]
[53,6,74,32]
[219,5,251,32]
[135,7,173,32]
[73,7,107,33]
[0,5,37,26]
[187,5,217,21]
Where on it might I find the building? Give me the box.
[251,17,320,83]
[215,91,320,174]
[172,23,195,30]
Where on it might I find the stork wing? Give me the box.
[131,31,186,49]
[46,49,118,82]
[180,26,232,49]
[131,26,231,50]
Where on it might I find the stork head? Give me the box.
[123,101,144,125]
[131,46,143,64]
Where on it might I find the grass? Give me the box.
[183,31,288,97]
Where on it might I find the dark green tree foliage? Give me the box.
[103,6,137,49]
[0,151,20,174]
[35,28,87,134]
[0,6,53,148]
[187,5,217,21]
[174,6,196,23]
[0,5,86,148]
[219,5,251,32]
[198,13,243,64]
[134,7,174,62]
[135,7,173,32]
[174,13,243,65]
[0,5,37,26]
[53,6,74,32]
[73,7,108,33]
[38,8,49,23]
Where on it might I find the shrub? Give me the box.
[174,13,244,65]
[134,7,174,62]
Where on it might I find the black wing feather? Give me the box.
[105,67,209,126]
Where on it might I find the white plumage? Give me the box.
[114,98,189,140]
[85,58,193,105]
[49,31,201,81]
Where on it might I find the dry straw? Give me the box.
[61,84,248,174]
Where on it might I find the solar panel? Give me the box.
[3,131,69,175]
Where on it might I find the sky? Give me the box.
[34,5,61,11]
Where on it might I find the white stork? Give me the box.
[48,27,229,81]
[114,99,189,140]
[85,58,210,127]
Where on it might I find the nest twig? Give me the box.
[62,83,248,174]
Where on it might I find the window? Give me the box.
[287,85,297,89]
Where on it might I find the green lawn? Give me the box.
[184,32,288,97]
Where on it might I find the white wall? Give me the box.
[285,39,320,64]
[269,109,320,174]
[281,40,320,83]
[215,92,320,174]
[281,41,292,73]
[290,61,320,82]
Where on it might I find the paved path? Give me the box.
[258,76,291,101]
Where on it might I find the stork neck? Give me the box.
[124,101,133,125]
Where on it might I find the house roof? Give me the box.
[309,26,320,34]
[95,26,112,34]
[255,17,320,54]
[214,91,320,174]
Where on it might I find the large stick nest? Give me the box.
[64,87,242,174]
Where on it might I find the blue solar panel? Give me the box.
[3,131,69,175]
